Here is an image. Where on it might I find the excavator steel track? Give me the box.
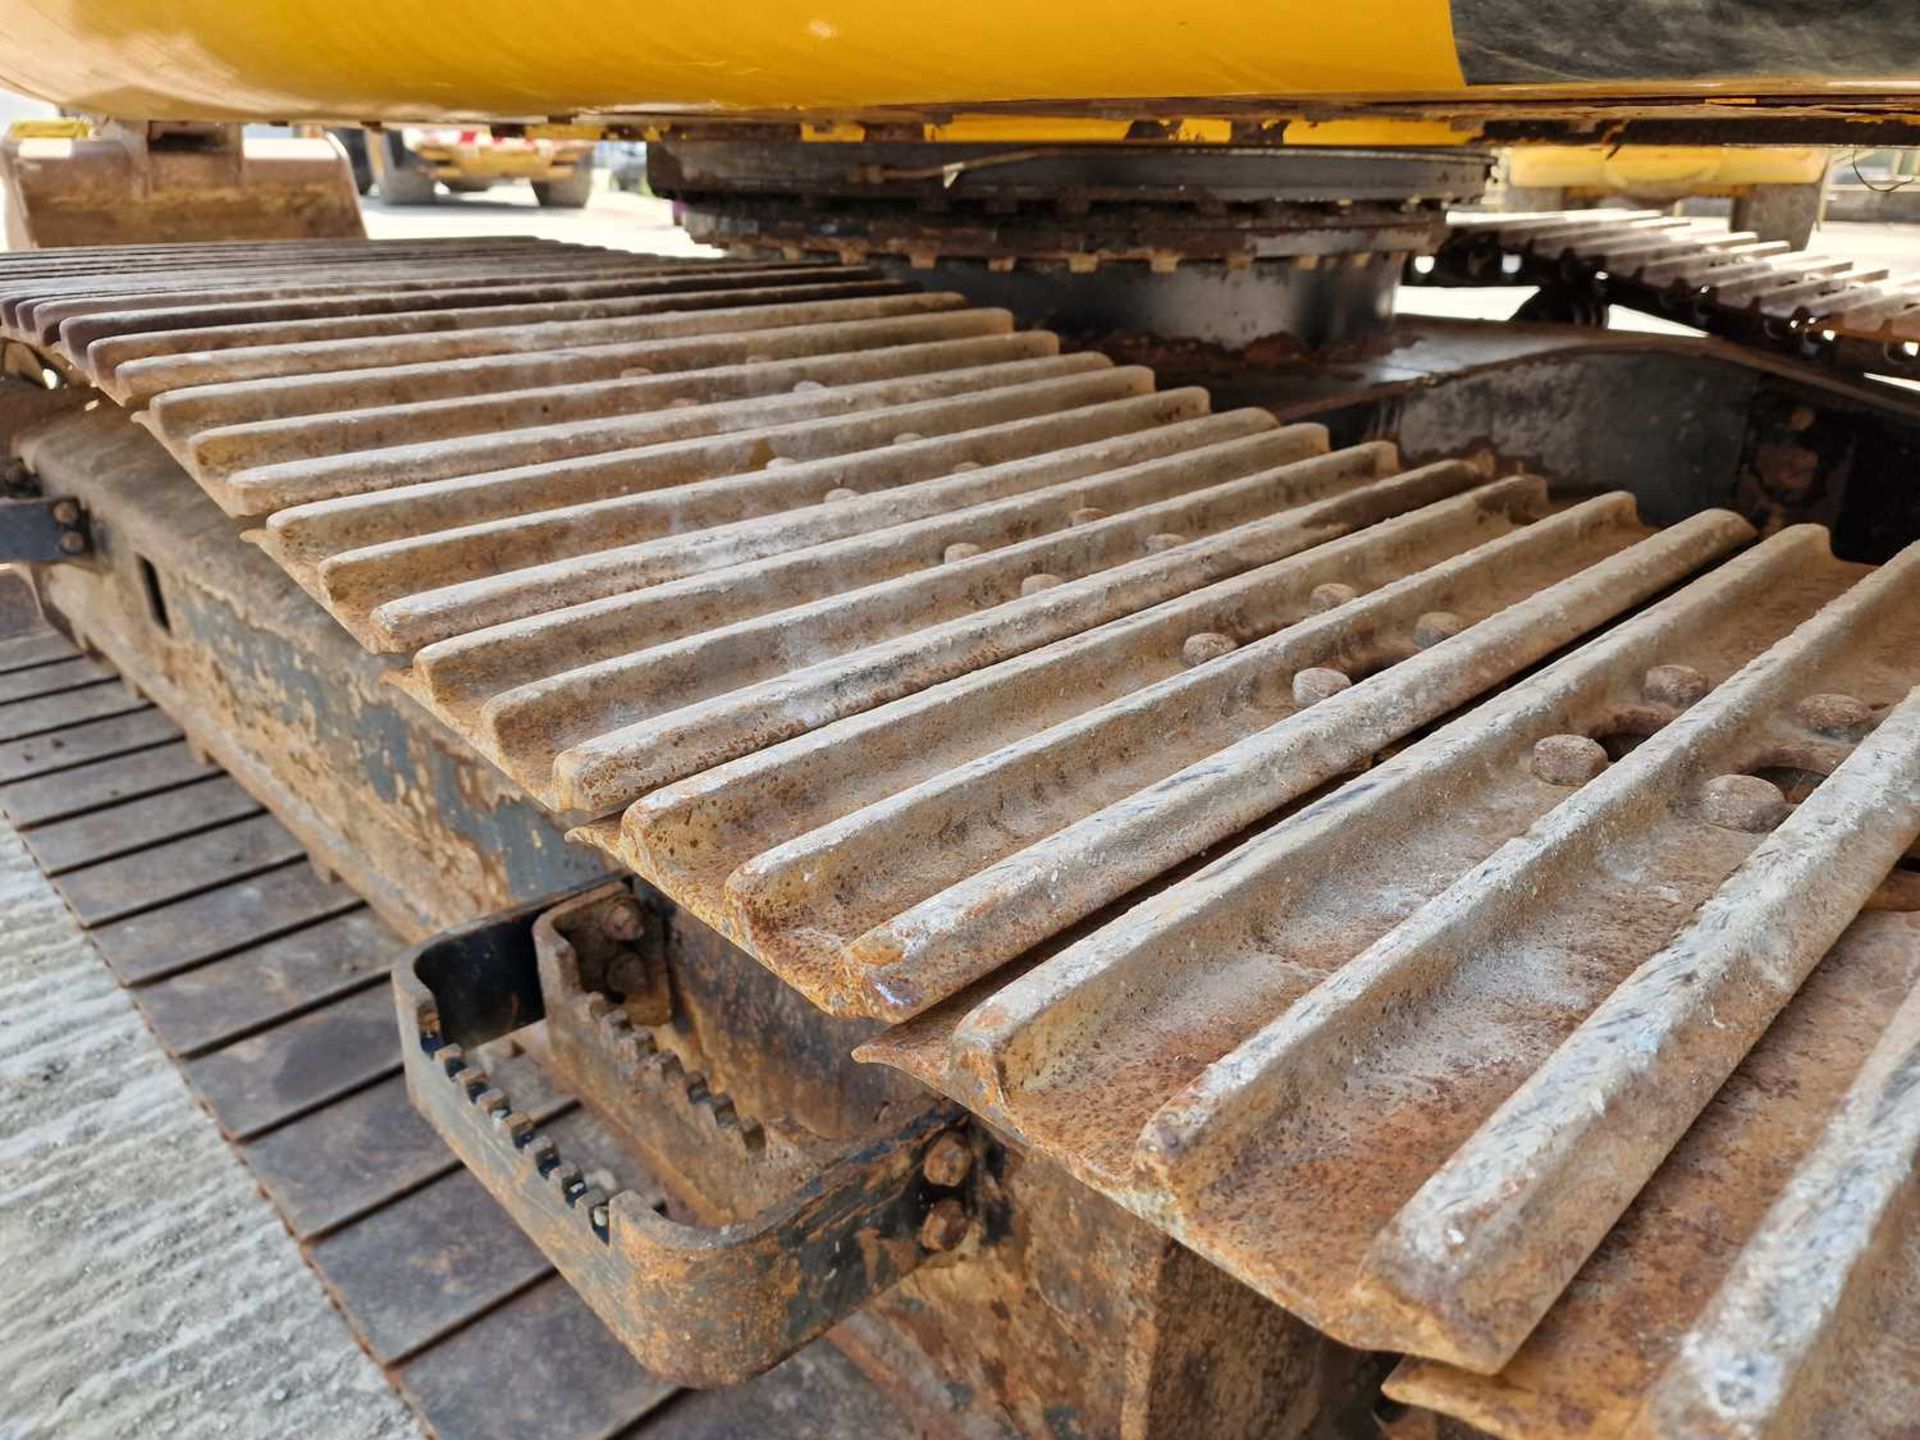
[0,617,923,1440]
[4,237,1916,1440]
[1430,208,1920,380]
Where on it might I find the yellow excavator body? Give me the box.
[0,1,1913,127]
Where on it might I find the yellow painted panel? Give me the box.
[6,118,92,140]
[0,0,1465,121]
[927,118,1134,144]
[1510,144,1831,193]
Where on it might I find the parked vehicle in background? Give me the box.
[333,124,597,206]
[603,140,648,193]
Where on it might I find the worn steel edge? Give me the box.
[395,887,977,1388]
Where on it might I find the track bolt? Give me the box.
[1795,692,1873,739]
[58,531,86,554]
[1291,667,1352,705]
[1308,582,1357,613]
[1182,632,1237,667]
[919,1198,970,1252]
[1643,664,1710,708]
[1020,573,1063,596]
[1411,610,1465,648]
[922,1133,973,1188]
[1701,774,1789,833]
[943,542,982,563]
[601,897,645,943]
[50,498,79,525]
[1531,734,1609,786]
[1144,532,1186,554]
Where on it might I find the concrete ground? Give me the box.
[0,798,417,1440]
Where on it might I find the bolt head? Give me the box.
[1701,774,1789,833]
[1181,631,1237,667]
[918,1197,970,1252]
[1794,692,1873,739]
[922,1133,973,1188]
[1411,610,1466,649]
[1291,666,1352,706]
[1308,582,1358,614]
[57,530,85,554]
[1531,733,1609,787]
[1643,664,1710,708]
[50,498,79,525]
[601,897,645,943]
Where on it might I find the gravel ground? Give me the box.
[0,814,418,1440]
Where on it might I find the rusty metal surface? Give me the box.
[856,531,1920,1424]
[1386,907,1920,1440]
[534,885,845,1223]
[1431,209,1920,380]
[19,402,614,941]
[615,486,1742,1020]
[407,877,1376,1439]
[652,144,1485,327]
[399,885,980,1388]
[8,240,1919,1437]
